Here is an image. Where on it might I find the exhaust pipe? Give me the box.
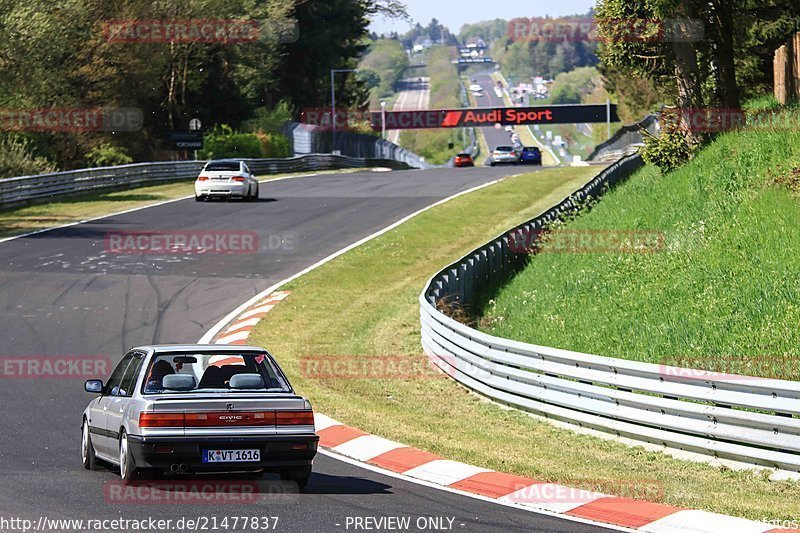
[169,464,180,473]
[178,463,189,473]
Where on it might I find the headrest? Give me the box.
[229,373,264,389]
[162,374,196,391]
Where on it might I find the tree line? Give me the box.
[596,0,800,167]
[0,0,405,175]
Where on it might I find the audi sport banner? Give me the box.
[370,104,618,130]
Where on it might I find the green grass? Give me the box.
[247,164,800,520]
[482,106,800,381]
[0,169,362,240]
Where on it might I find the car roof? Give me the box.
[456,153,472,157]
[130,344,268,354]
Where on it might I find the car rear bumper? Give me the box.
[492,156,518,164]
[128,434,319,471]
[195,183,247,197]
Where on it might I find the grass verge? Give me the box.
[482,106,800,381]
[247,164,799,520]
[0,168,362,240]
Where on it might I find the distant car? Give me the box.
[520,146,542,165]
[454,153,475,167]
[469,83,483,92]
[504,125,514,133]
[81,345,318,487]
[195,160,258,202]
[490,146,520,166]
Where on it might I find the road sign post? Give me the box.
[189,118,202,159]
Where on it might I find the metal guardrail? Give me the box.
[0,154,413,209]
[588,114,659,161]
[284,122,432,170]
[420,154,800,472]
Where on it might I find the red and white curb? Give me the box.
[214,291,290,345]
[313,413,788,533]
[208,290,787,533]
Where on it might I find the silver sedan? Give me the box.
[81,344,318,487]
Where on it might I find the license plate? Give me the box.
[202,449,260,463]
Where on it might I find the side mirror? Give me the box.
[85,380,103,394]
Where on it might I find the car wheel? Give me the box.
[119,431,138,485]
[490,161,496,167]
[81,419,99,470]
[280,466,311,489]
[195,195,203,202]
[250,184,259,201]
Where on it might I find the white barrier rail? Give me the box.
[0,154,414,209]
[419,154,800,472]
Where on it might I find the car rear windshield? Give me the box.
[523,147,540,153]
[495,146,513,152]
[142,352,291,394]
[204,162,241,171]
[457,153,471,157]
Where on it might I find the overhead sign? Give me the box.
[452,57,494,64]
[370,104,618,130]
[165,131,203,150]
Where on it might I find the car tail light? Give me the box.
[197,176,209,181]
[276,410,314,426]
[139,412,184,428]
[185,411,277,427]
[232,176,245,182]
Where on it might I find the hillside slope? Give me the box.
[482,105,800,379]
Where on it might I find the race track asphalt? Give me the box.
[0,166,613,532]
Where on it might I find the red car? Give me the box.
[454,153,475,167]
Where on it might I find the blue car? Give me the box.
[520,146,542,165]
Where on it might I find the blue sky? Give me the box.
[369,0,597,36]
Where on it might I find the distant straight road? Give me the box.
[0,166,612,532]
[472,72,517,155]
[387,77,430,144]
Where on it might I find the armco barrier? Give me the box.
[0,154,413,209]
[588,114,659,162]
[420,154,800,473]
